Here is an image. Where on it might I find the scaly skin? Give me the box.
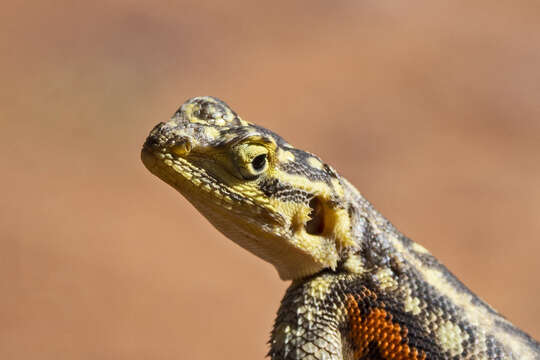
[141,96,539,359]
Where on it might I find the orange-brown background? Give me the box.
[1,1,539,359]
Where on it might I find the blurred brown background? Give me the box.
[1,1,539,359]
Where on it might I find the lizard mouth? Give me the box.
[141,146,282,227]
[141,146,236,205]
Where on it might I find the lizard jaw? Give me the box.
[141,146,335,280]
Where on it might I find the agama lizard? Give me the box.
[141,96,540,359]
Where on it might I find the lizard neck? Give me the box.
[338,178,539,359]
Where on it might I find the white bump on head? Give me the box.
[204,127,220,140]
[307,157,324,170]
[277,148,296,163]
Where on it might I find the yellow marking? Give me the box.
[223,132,237,142]
[204,127,220,139]
[292,229,339,270]
[182,101,231,126]
[182,171,193,180]
[330,207,354,248]
[404,295,422,315]
[436,321,468,357]
[374,268,398,291]
[411,242,430,254]
[274,170,333,198]
[183,103,205,124]
[331,178,344,197]
[172,164,183,174]
[202,184,212,192]
[343,254,366,274]
[307,157,324,170]
[307,275,334,300]
[277,149,295,163]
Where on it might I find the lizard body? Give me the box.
[141,96,539,360]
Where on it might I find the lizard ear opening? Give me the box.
[306,197,325,235]
[304,196,355,250]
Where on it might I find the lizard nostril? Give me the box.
[143,136,160,150]
[170,140,192,157]
[143,122,168,150]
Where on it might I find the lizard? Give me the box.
[141,96,540,360]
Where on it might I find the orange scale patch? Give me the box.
[346,294,426,360]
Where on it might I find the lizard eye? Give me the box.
[251,154,267,171]
[234,143,270,179]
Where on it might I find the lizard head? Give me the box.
[141,96,355,280]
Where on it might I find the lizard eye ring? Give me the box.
[234,143,270,179]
